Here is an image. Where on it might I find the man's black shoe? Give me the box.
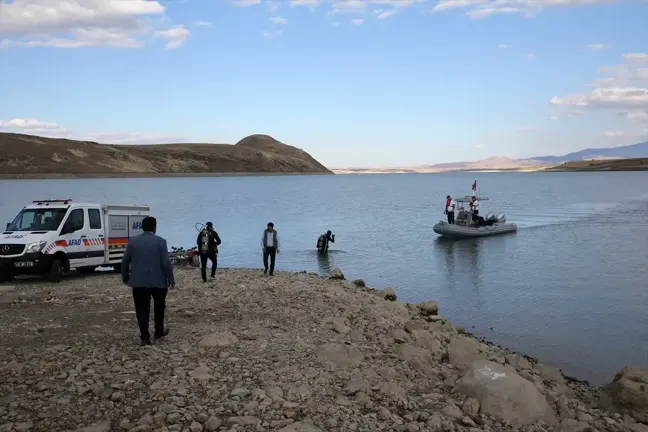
[140,338,152,346]
[154,329,170,341]
[263,268,268,275]
[269,271,273,276]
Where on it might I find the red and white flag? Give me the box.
[472,180,477,192]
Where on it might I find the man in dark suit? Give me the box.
[121,216,175,346]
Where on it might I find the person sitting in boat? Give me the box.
[444,195,455,224]
[316,230,335,253]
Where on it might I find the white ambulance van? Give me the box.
[0,199,150,282]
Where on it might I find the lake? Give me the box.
[1,172,647,385]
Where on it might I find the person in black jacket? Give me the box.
[196,221,222,282]
[316,230,335,253]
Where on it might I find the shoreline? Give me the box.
[0,171,334,180]
[1,266,646,431]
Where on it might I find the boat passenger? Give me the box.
[444,195,455,224]
[470,196,484,227]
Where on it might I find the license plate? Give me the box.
[14,261,34,268]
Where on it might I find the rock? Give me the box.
[462,397,480,418]
[352,279,366,287]
[383,288,397,301]
[205,416,222,431]
[442,403,463,419]
[602,366,648,423]
[14,424,32,432]
[227,416,260,426]
[277,422,323,432]
[330,267,345,280]
[111,391,125,401]
[417,300,439,316]
[342,281,356,290]
[389,328,409,343]
[189,421,204,432]
[332,317,349,334]
[447,336,483,371]
[394,344,434,371]
[75,421,112,432]
[198,330,239,347]
[403,321,424,335]
[456,359,557,426]
[190,366,212,382]
[230,387,251,398]
[552,419,591,432]
[535,363,566,385]
[506,353,533,371]
[316,343,364,368]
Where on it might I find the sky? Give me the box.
[0,0,647,168]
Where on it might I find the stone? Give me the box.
[506,353,533,371]
[198,331,239,347]
[332,317,350,334]
[227,416,260,425]
[189,421,204,432]
[277,422,323,432]
[330,268,345,280]
[75,421,112,432]
[535,363,566,385]
[417,300,439,316]
[456,359,557,426]
[462,397,480,418]
[389,328,409,343]
[442,403,463,419]
[394,344,434,371]
[447,336,483,372]
[404,320,424,335]
[316,343,364,368]
[352,279,366,287]
[553,419,591,432]
[205,417,222,431]
[602,366,648,423]
[383,288,397,301]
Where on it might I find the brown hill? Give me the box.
[545,157,648,172]
[0,133,332,178]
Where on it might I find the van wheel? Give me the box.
[112,263,122,273]
[77,266,96,274]
[48,258,64,283]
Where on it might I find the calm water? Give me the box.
[1,172,648,384]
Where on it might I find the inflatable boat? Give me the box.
[433,196,517,239]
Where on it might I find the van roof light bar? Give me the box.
[32,199,73,205]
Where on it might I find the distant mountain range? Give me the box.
[333,140,648,173]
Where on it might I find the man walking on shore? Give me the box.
[121,216,175,346]
[196,221,221,282]
[262,222,280,276]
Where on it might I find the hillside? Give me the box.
[544,157,648,172]
[0,133,332,178]
[526,141,648,165]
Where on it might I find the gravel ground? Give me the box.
[1,266,647,432]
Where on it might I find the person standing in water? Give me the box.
[196,221,221,282]
[444,195,455,224]
[262,222,280,276]
[316,230,335,253]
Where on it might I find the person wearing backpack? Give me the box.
[196,221,222,282]
[261,222,280,276]
[316,230,335,253]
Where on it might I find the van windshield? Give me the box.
[7,208,69,232]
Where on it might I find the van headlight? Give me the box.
[26,241,47,253]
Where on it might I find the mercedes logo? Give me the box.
[1,245,9,254]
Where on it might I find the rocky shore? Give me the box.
[1,267,647,432]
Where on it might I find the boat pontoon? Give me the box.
[433,195,517,239]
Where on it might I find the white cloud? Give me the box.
[351,18,365,24]
[524,53,537,59]
[551,54,648,121]
[432,0,623,19]
[290,0,321,6]
[586,43,609,51]
[262,29,284,39]
[194,21,213,27]
[270,16,288,24]
[0,0,191,50]
[230,0,262,6]
[267,1,282,11]
[498,44,509,49]
[374,8,398,18]
[0,118,184,144]
[603,129,648,138]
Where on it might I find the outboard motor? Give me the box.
[486,212,497,222]
[496,213,506,223]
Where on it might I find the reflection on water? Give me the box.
[317,251,333,274]
[435,238,484,295]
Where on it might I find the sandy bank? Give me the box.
[1,267,647,432]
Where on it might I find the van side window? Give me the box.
[65,209,85,232]
[88,209,102,229]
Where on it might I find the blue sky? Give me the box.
[1,0,647,167]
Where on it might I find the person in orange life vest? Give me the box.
[444,195,455,224]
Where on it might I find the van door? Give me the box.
[58,208,88,269]
[86,207,105,267]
